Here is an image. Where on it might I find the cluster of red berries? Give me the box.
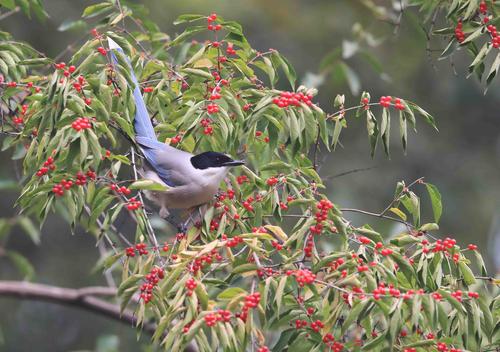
[52,180,71,196]
[170,135,182,144]
[97,47,107,56]
[200,117,214,135]
[371,242,394,256]
[242,196,255,212]
[290,269,316,287]
[358,236,371,245]
[266,176,279,186]
[236,292,260,321]
[36,156,56,176]
[271,240,283,251]
[226,42,236,56]
[12,103,30,125]
[379,96,405,110]
[372,283,402,300]
[272,91,313,108]
[310,199,333,235]
[304,237,314,257]
[294,319,308,329]
[329,257,345,271]
[224,235,243,248]
[126,197,142,211]
[218,189,235,200]
[467,244,478,251]
[341,286,366,302]
[51,170,96,195]
[71,75,91,105]
[236,175,249,185]
[143,86,154,93]
[432,292,443,301]
[54,62,77,77]
[204,309,231,327]
[449,290,479,301]
[254,130,270,143]
[479,0,487,14]
[185,277,197,296]
[310,319,324,332]
[432,237,457,252]
[455,21,466,43]
[361,97,370,110]
[257,267,278,278]
[140,266,165,304]
[71,117,92,131]
[206,103,219,114]
[75,170,96,185]
[209,219,219,232]
[126,243,149,257]
[436,342,461,352]
[486,24,500,48]
[110,184,132,195]
[206,13,222,31]
[357,264,369,273]
[189,249,222,273]
[322,333,344,352]
[451,290,463,302]
[279,201,289,210]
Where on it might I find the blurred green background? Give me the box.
[0,1,499,351]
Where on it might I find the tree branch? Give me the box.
[0,281,199,351]
[0,281,156,334]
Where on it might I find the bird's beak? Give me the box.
[222,160,245,167]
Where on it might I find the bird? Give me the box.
[108,38,244,224]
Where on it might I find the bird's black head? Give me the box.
[190,152,245,170]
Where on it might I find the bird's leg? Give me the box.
[178,208,197,234]
[163,214,180,230]
[159,205,170,219]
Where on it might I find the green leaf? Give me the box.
[332,118,342,150]
[173,14,205,25]
[217,287,246,300]
[82,3,112,18]
[0,0,16,10]
[425,183,442,223]
[17,216,40,245]
[58,19,87,32]
[129,179,169,192]
[272,52,296,89]
[232,263,258,274]
[341,300,369,334]
[7,251,35,280]
[168,26,205,47]
[458,261,476,286]
[361,332,386,350]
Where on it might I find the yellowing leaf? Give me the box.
[193,58,213,68]
[264,225,288,241]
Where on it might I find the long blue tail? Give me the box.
[107,38,157,141]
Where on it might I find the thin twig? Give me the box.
[340,208,414,228]
[0,6,20,21]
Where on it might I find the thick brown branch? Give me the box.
[0,281,199,351]
[0,281,155,334]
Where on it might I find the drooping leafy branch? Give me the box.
[0,1,499,352]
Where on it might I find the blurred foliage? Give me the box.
[0,1,499,352]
